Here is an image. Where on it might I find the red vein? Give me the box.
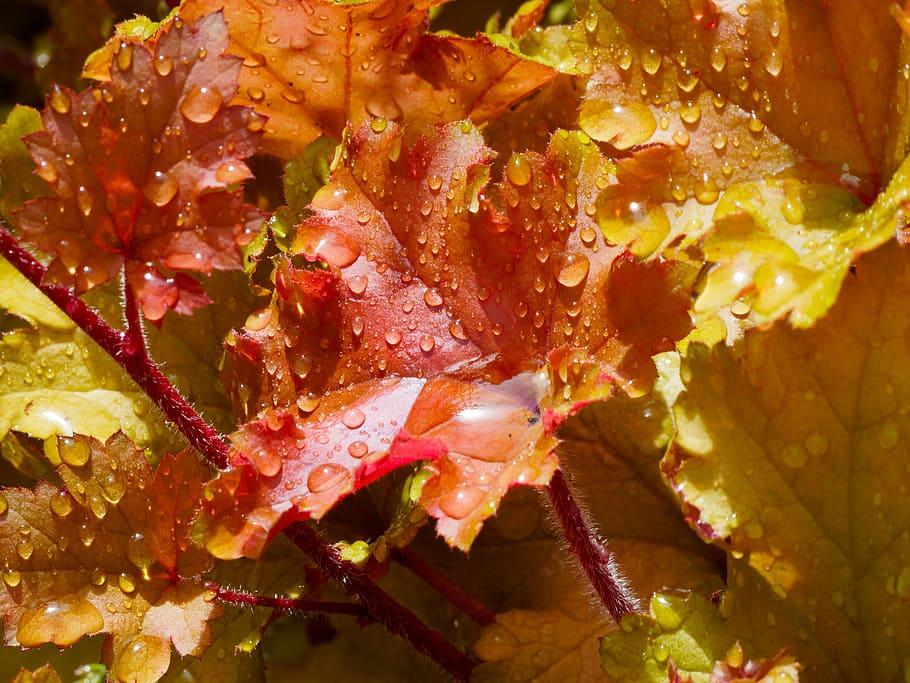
[205,581,372,620]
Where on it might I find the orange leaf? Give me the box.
[178,0,556,157]
[14,13,263,321]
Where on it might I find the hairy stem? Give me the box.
[395,547,495,626]
[547,468,639,623]
[0,224,475,680]
[121,276,145,353]
[286,524,476,681]
[205,582,372,620]
[0,228,231,468]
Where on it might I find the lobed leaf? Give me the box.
[0,434,219,683]
[178,0,556,158]
[14,13,263,321]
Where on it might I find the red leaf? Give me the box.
[14,13,263,320]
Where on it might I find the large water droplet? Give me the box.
[17,596,105,647]
[556,253,590,288]
[438,486,484,520]
[341,408,365,430]
[306,463,349,493]
[59,436,90,467]
[580,102,656,150]
[50,491,74,517]
[143,170,178,208]
[506,156,532,186]
[180,85,223,124]
[49,85,71,114]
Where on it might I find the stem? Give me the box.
[286,523,476,682]
[122,275,145,352]
[547,468,638,623]
[0,224,475,680]
[205,582,372,620]
[395,547,495,626]
[0,227,231,468]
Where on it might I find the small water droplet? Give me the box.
[49,85,71,114]
[59,436,90,467]
[143,170,178,207]
[438,486,484,519]
[506,156,532,186]
[342,408,365,430]
[347,441,369,458]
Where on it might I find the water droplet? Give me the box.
[180,85,223,124]
[506,156,532,186]
[370,117,388,133]
[438,486,484,519]
[581,102,656,150]
[879,419,900,450]
[307,463,349,493]
[347,441,369,458]
[143,170,178,207]
[116,43,133,72]
[127,533,155,579]
[419,334,435,352]
[347,275,367,295]
[641,48,662,75]
[341,408,365,430]
[3,570,21,587]
[311,183,348,211]
[805,432,828,456]
[155,55,174,76]
[556,253,590,288]
[765,50,783,77]
[91,569,106,586]
[50,491,74,517]
[59,436,90,467]
[650,594,683,631]
[782,443,808,468]
[118,572,136,594]
[710,46,727,72]
[113,635,170,683]
[16,540,34,560]
[215,162,247,185]
[17,596,105,647]
[385,329,402,346]
[36,160,58,184]
[297,394,321,414]
[427,173,443,191]
[423,288,443,308]
[49,85,71,114]
[245,307,273,332]
[0,493,7,516]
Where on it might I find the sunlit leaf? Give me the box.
[178,0,556,157]
[13,13,262,321]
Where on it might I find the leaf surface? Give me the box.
[0,434,219,683]
[179,0,556,158]
[662,243,910,680]
[14,13,262,320]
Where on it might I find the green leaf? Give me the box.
[0,106,47,221]
[664,242,910,680]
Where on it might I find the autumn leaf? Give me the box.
[0,107,48,221]
[13,12,263,321]
[10,663,63,683]
[200,120,692,558]
[178,0,556,158]
[661,242,910,680]
[0,433,219,683]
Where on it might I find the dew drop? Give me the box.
[49,85,71,114]
[423,288,443,308]
[581,102,656,150]
[438,486,484,520]
[311,183,348,211]
[36,160,58,184]
[17,596,105,647]
[506,156,532,186]
[804,432,828,456]
[180,85,223,124]
[385,329,402,346]
[59,436,90,467]
[50,491,74,517]
[419,334,435,352]
[341,408,365,430]
[118,572,136,594]
[143,170,178,208]
[556,253,590,288]
[244,307,273,332]
[154,55,174,76]
[113,635,170,683]
[782,443,808,468]
[307,463,349,493]
[3,570,21,587]
[347,440,369,459]
[650,594,683,631]
[215,162,247,185]
[116,43,133,72]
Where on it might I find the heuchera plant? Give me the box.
[2,0,910,681]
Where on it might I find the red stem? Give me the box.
[547,468,639,623]
[286,524,475,681]
[205,581,372,620]
[395,547,495,626]
[0,224,475,680]
[0,228,231,468]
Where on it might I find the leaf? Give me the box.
[572,0,903,185]
[474,390,724,682]
[13,12,263,321]
[0,433,220,683]
[10,664,63,683]
[601,592,801,683]
[205,121,693,557]
[178,0,556,157]
[0,258,169,454]
[0,106,48,221]
[661,242,910,680]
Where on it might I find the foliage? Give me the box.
[1,0,910,681]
